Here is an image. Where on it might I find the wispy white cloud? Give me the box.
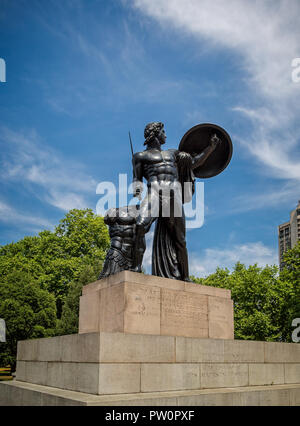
[231,181,300,214]
[46,191,87,212]
[0,126,96,212]
[183,109,205,127]
[143,232,278,277]
[132,0,300,197]
[233,108,300,181]
[0,199,54,231]
[33,3,205,115]
[132,0,300,99]
[190,241,278,277]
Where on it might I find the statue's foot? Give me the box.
[184,277,193,283]
[130,266,142,273]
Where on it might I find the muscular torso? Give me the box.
[105,211,136,254]
[110,229,134,255]
[134,148,179,186]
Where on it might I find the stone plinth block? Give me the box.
[2,381,300,406]
[79,271,234,339]
[13,332,300,399]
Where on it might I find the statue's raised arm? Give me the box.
[191,133,222,170]
[178,123,233,179]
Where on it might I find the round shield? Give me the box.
[178,123,233,178]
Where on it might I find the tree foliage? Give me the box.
[56,263,99,336]
[279,241,300,341]
[0,209,109,367]
[0,271,57,369]
[0,209,109,316]
[192,248,299,342]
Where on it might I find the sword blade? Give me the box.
[129,131,134,157]
[129,131,136,177]
[129,131,141,202]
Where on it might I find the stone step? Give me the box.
[15,359,300,396]
[1,380,300,406]
[17,331,300,365]
[16,332,300,396]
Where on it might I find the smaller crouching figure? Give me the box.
[98,205,143,279]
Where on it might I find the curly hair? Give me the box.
[144,122,164,146]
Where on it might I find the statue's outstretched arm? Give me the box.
[191,134,221,170]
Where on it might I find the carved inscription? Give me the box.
[201,363,249,388]
[161,289,208,338]
[124,283,161,334]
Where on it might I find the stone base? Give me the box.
[2,272,300,406]
[79,271,234,339]
[1,381,300,406]
[10,331,300,400]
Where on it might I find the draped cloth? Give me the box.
[152,151,195,280]
[152,217,181,279]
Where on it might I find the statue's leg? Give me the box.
[132,193,157,272]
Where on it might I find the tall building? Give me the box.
[278,200,300,269]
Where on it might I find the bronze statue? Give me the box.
[98,206,144,279]
[131,122,231,281]
[99,122,232,281]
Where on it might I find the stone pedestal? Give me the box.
[1,272,300,406]
[79,271,234,340]
[1,332,300,405]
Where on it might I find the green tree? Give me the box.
[0,271,57,370]
[279,241,300,341]
[0,209,110,367]
[56,263,99,335]
[0,209,109,317]
[192,262,292,341]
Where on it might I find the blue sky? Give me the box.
[0,0,300,276]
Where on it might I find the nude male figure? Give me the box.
[131,122,220,281]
